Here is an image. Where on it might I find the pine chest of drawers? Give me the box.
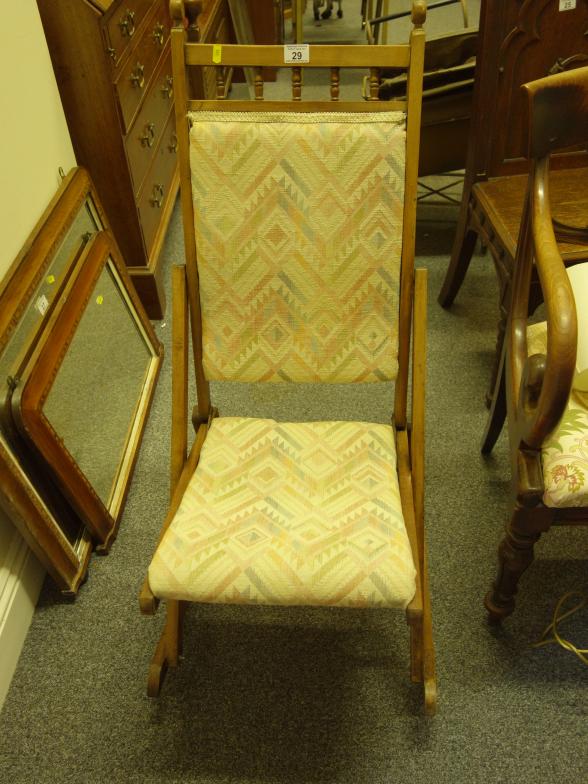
[37,0,179,319]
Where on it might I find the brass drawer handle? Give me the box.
[130,62,145,88]
[161,75,173,99]
[118,9,136,38]
[140,122,156,148]
[153,23,165,46]
[168,132,178,154]
[150,183,164,208]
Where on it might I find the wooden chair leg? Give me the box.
[438,224,479,308]
[408,564,437,715]
[421,549,436,716]
[484,505,551,623]
[481,342,506,454]
[409,616,423,683]
[147,599,184,697]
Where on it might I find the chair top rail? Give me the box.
[183,43,411,70]
[186,99,407,113]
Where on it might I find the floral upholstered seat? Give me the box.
[528,322,588,508]
[149,417,416,608]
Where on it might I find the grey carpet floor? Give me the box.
[1,2,587,782]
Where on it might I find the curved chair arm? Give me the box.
[510,157,577,451]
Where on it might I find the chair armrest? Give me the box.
[411,268,427,572]
[171,265,189,492]
[510,158,577,451]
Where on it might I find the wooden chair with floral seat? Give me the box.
[484,66,588,623]
[140,0,436,714]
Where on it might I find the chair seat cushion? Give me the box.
[148,417,416,608]
[528,322,588,508]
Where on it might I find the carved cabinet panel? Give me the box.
[474,0,588,177]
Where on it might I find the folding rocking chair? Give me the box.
[140,0,436,715]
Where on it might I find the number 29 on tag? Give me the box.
[284,44,310,64]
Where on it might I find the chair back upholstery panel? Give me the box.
[189,111,406,384]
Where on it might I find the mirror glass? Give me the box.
[0,202,97,384]
[43,258,154,508]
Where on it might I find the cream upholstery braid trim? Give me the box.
[188,111,406,125]
[149,417,416,608]
[189,111,406,383]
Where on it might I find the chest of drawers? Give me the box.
[37,0,179,319]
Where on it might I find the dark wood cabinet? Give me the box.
[36,0,179,319]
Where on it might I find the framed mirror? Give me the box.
[0,168,104,593]
[0,167,162,594]
[10,230,163,551]
[0,435,92,597]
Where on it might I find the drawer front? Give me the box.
[125,50,174,194]
[137,114,178,257]
[202,12,231,98]
[103,0,154,68]
[115,1,170,132]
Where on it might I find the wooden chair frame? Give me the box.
[140,0,436,715]
[484,67,588,622]
[438,0,588,415]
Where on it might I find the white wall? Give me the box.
[0,0,77,709]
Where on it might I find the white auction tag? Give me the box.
[35,294,49,316]
[559,0,576,11]
[284,44,310,64]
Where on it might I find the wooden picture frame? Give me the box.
[10,230,163,552]
[0,168,105,594]
[0,167,163,594]
[0,435,92,597]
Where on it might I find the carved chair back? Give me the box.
[468,0,588,181]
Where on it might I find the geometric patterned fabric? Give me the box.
[148,417,416,608]
[189,111,406,383]
[527,322,588,508]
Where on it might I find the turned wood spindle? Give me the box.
[330,67,340,101]
[185,0,202,42]
[216,66,225,98]
[292,66,302,101]
[255,67,264,100]
[369,67,380,101]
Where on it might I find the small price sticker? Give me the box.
[35,294,49,316]
[284,44,310,64]
[559,0,576,10]
[212,43,222,64]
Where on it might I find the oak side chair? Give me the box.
[140,0,436,715]
[483,66,588,623]
[437,0,588,413]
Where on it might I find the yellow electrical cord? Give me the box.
[532,591,588,665]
